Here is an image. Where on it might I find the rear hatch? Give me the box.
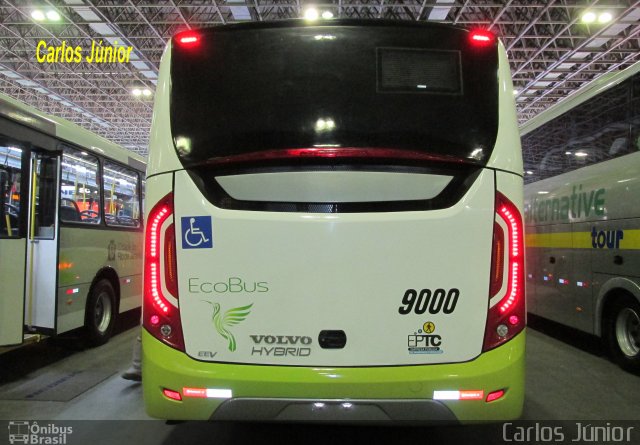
[170,21,499,366]
[174,162,495,366]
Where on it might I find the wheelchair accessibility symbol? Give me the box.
[181,216,213,249]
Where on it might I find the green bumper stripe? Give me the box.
[142,329,525,422]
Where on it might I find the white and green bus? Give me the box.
[0,92,145,348]
[522,61,640,373]
[143,20,526,422]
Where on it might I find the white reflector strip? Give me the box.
[183,387,233,399]
[206,388,232,399]
[433,390,460,400]
[433,390,484,400]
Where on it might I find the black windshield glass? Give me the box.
[170,20,498,166]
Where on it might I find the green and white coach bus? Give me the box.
[0,92,145,348]
[523,61,640,373]
[143,20,526,422]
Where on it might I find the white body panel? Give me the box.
[174,169,495,366]
[0,239,26,344]
[485,42,523,175]
[217,171,453,202]
[25,237,58,329]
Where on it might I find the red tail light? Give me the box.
[162,388,182,401]
[199,147,469,168]
[469,29,495,45]
[486,389,505,403]
[143,193,184,351]
[483,192,525,351]
[176,31,200,47]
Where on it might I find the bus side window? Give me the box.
[60,147,101,224]
[0,169,8,235]
[32,152,58,239]
[0,144,22,238]
[632,73,640,152]
[103,160,141,228]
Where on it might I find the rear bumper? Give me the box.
[142,329,525,423]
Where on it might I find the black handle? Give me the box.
[614,255,624,265]
[318,330,347,349]
[549,256,556,264]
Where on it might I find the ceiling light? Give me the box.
[598,12,612,24]
[132,88,142,97]
[304,8,319,20]
[142,88,152,97]
[46,10,61,21]
[513,89,519,95]
[31,10,46,21]
[321,11,334,19]
[581,11,596,23]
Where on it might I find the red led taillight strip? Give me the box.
[498,204,522,314]
[146,204,171,314]
[483,192,526,351]
[143,192,185,351]
[196,147,471,168]
[469,29,495,45]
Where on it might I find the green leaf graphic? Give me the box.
[204,301,253,352]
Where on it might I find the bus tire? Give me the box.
[85,279,117,346]
[605,295,640,374]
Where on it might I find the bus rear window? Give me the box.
[170,21,498,167]
[377,48,461,94]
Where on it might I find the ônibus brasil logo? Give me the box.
[8,421,73,444]
[203,301,253,352]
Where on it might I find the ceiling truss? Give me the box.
[0,0,638,156]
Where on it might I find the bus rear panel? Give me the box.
[142,20,525,423]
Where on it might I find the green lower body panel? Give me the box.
[142,329,525,423]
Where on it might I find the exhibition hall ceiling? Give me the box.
[0,1,638,155]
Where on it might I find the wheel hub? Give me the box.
[615,307,640,357]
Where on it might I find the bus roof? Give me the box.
[175,18,475,34]
[0,91,146,170]
[520,60,640,137]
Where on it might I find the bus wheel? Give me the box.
[85,279,116,346]
[606,295,640,374]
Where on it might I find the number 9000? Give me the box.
[398,288,460,315]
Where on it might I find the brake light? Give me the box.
[143,193,184,351]
[162,388,182,401]
[199,147,469,168]
[469,29,495,45]
[486,389,505,403]
[176,32,200,47]
[483,192,525,351]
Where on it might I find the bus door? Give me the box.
[23,150,60,335]
[0,143,26,345]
